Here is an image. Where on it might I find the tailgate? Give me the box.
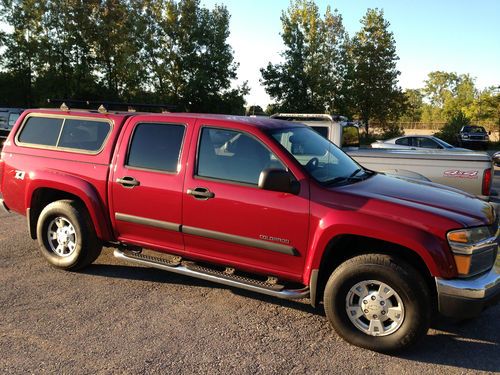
[347,149,492,197]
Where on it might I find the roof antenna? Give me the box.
[98,104,107,114]
[60,102,69,111]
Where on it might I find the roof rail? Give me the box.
[46,99,176,113]
[271,113,349,122]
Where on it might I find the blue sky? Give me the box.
[201,0,500,107]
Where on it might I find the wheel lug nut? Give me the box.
[364,309,369,314]
[371,296,376,301]
[381,311,386,315]
[363,300,368,304]
[380,301,385,306]
[373,314,377,319]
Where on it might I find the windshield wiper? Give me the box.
[324,168,372,186]
[347,168,363,181]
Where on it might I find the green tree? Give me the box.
[422,71,477,122]
[1,0,247,113]
[350,8,404,134]
[35,0,103,101]
[399,89,423,123]
[0,0,46,106]
[260,1,350,114]
[434,111,471,145]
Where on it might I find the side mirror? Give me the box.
[492,151,500,167]
[258,168,300,194]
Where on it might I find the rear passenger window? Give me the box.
[127,123,185,172]
[17,116,111,152]
[18,117,63,146]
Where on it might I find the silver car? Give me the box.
[371,135,470,151]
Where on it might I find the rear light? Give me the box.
[482,168,492,196]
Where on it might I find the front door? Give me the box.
[182,122,310,281]
[110,115,194,254]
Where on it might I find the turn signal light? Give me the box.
[453,254,472,275]
[447,230,469,243]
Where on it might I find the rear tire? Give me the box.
[36,200,102,270]
[323,254,431,353]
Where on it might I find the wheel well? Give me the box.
[314,235,436,307]
[29,188,85,239]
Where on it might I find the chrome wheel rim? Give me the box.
[345,279,405,337]
[47,217,77,257]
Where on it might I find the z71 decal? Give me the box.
[443,170,479,179]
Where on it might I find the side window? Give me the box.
[395,137,409,146]
[311,126,329,139]
[17,116,111,152]
[8,113,20,128]
[417,137,439,149]
[18,117,63,146]
[58,119,110,151]
[127,123,185,173]
[197,127,285,185]
[342,125,360,147]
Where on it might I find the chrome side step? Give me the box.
[113,249,309,300]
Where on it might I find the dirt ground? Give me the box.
[1,208,499,374]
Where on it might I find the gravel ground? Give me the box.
[1,178,499,374]
[1,212,498,374]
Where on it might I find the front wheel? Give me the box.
[36,200,102,270]
[323,254,431,352]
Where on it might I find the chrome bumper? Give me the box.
[0,198,9,213]
[435,253,500,318]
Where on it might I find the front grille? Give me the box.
[470,246,498,276]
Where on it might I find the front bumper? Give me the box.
[435,255,500,319]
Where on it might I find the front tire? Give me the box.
[323,254,431,352]
[36,200,102,270]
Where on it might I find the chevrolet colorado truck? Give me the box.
[272,114,494,199]
[1,108,499,352]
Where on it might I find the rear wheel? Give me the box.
[37,200,102,270]
[323,254,431,352]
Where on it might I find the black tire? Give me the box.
[36,199,102,271]
[323,254,431,353]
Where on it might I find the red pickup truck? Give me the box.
[0,108,499,352]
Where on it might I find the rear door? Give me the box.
[182,120,310,281]
[110,115,194,254]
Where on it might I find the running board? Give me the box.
[113,249,309,300]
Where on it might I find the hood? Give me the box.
[332,173,495,228]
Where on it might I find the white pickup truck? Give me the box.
[272,114,494,199]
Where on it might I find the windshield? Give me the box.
[463,126,486,133]
[268,126,370,185]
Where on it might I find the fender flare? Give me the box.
[304,220,455,285]
[25,171,113,241]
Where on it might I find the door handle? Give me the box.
[187,187,215,200]
[116,176,140,188]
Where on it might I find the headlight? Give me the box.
[447,226,498,277]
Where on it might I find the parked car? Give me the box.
[0,108,24,146]
[272,114,494,199]
[371,135,470,151]
[458,125,490,150]
[1,106,499,353]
